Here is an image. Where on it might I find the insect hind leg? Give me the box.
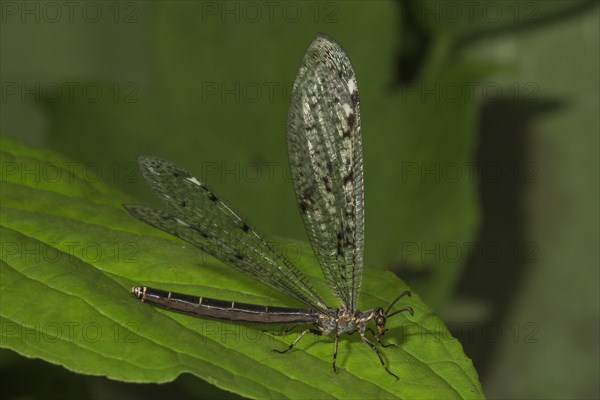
[262,324,299,336]
[273,326,321,354]
[332,332,341,372]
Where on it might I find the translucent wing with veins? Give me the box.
[287,34,365,312]
[125,156,329,313]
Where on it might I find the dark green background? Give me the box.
[1,1,598,399]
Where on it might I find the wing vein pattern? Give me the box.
[125,157,329,313]
[286,34,365,312]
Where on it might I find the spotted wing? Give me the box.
[124,156,329,313]
[287,34,364,312]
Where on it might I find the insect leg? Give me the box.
[262,324,298,336]
[375,333,397,348]
[332,332,341,372]
[360,334,399,380]
[356,327,396,348]
[273,327,321,354]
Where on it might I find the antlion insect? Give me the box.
[125,33,413,379]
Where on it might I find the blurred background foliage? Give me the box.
[1,0,598,399]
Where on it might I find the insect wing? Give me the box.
[125,157,329,312]
[287,34,365,312]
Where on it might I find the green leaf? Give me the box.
[0,136,484,398]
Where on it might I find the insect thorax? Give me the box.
[317,308,378,335]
